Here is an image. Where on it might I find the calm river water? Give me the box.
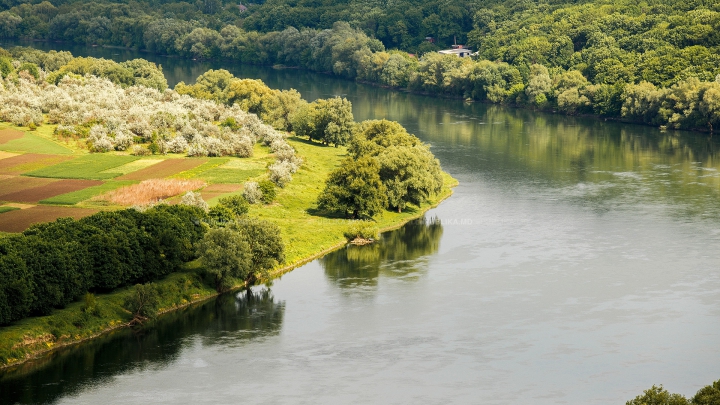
[1,41,720,404]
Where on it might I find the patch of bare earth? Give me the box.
[96,179,206,206]
[0,177,58,198]
[0,206,98,232]
[0,179,103,203]
[0,128,24,144]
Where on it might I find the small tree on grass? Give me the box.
[124,283,160,323]
[196,227,251,291]
[218,195,249,217]
[317,156,387,219]
[230,218,285,284]
[259,180,276,204]
[242,181,262,204]
[180,191,209,212]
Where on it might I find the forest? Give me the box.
[1,0,720,130]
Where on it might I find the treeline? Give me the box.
[0,197,285,325]
[627,379,720,405]
[2,0,720,130]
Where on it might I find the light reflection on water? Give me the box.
[0,41,720,404]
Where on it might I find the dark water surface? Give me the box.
[1,41,720,404]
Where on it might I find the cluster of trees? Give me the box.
[317,119,444,219]
[627,379,720,405]
[0,194,286,325]
[0,49,307,186]
[0,205,205,325]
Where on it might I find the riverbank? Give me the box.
[0,133,457,370]
[3,39,715,135]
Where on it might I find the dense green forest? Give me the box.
[2,0,720,130]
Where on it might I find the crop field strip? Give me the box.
[0,129,24,144]
[0,206,99,233]
[115,158,208,181]
[0,179,104,204]
[0,132,75,155]
[26,155,140,180]
[0,177,59,198]
[39,180,137,206]
[0,154,76,175]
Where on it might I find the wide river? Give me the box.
[1,42,720,405]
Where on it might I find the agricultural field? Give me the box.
[0,123,283,233]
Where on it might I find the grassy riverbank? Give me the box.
[0,124,457,370]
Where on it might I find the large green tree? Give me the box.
[196,227,252,291]
[317,156,387,219]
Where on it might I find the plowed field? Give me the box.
[0,179,103,203]
[0,206,98,232]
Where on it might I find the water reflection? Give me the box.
[321,217,443,289]
[0,288,284,405]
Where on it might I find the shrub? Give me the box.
[242,181,262,204]
[208,204,235,224]
[218,194,249,216]
[131,144,150,156]
[180,191,209,212]
[259,180,276,204]
[124,283,160,321]
[269,160,294,187]
[343,221,379,241]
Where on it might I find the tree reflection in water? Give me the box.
[321,216,443,288]
[0,288,284,405]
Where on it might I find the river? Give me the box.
[1,41,720,405]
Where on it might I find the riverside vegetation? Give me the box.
[0,48,455,367]
[2,0,720,130]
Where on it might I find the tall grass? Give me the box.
[96,179,206,206]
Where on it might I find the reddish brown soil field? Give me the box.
[0,179,103,203]
[0,177,58,197]
[0,206,98,233]
[116,158,208,181]
[0,154,75,174]
[0,129,24,144]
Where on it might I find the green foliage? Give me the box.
[46,57,167,90]
[218,194,249,217]
[343,221,379,241]
[692,379,720,405]
[377,146,443,212]
[317,156,387,219]
[229,218,285,282]
[0,205,209,325]
[123,283,160,321]
[196,227,252,291]
[0,56,14,78]
[259,180,276,204]
[626,385,689,405]
[291,97,354,146]
[17,62,39,79]
[208,204,235,225]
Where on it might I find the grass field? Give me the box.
[26,154,140,180]
[0,132,74,155]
